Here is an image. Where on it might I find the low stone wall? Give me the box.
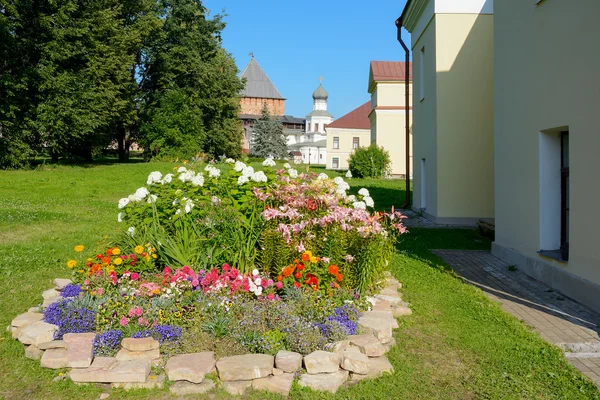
[9,277,412,396]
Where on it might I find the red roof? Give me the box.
[370,61,413,82]
[326,102,371,130]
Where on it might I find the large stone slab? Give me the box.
[40,348,68,369]
[222,380,252,395]
[112,374,165,390]
[275,350,303,373]
[122,337,159,352]
[349,355,394,382]
[363,310,399,329]
[64,332,95,368]
[169,380,215,395]
[11,312,43,328]
[303,350,341,374]
[25,345,44,360]
[298,370,349,393]
[358,315,393,344]
[18,321,58,346]
[70,359,151,383]
[165,352,215,383]
[54,278,72,290]
[42,288,60,300]
[38,340,66,350]
[348,334,386,357]
[116,347,160,362]
[216,354,274,381]
[340,349,370,375]
[392,305,413,317]
[252,373,294,396]
[374,294,402,305]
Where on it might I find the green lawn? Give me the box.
[0,162,597,399]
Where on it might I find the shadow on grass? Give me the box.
[31,157,147,169]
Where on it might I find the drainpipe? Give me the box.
[395,16,411,209]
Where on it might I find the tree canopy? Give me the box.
[0,0,243,168]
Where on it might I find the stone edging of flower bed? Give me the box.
[9,276,412,396]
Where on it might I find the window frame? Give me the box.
[333,137,339,149]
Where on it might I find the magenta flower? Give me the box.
[120,317,128,326]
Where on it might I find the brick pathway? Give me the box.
[433,249,600,386]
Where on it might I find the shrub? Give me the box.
[348,144,391,179]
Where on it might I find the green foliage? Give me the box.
[251,105,288,158]
[258,229,291,277]
[348,144,392,179]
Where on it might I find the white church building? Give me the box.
[287,80,333,164]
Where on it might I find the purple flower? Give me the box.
[60,284,82,298]
[93,330,123,356]
[43,299,96,339]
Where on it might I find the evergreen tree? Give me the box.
[251,104,287,158]
[140,0,243,160]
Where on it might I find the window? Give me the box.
[333,137,339,149]
[419,47,425,101]
[560,131,569,261]
[332,158,339,169]
[320,154,322,160]
[353,137,359,149]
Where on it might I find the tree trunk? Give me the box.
[117,126,126,162]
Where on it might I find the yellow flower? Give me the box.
[67,260,77,268]
[74,245,84,253]
[113,258,123,265]
[134,245,144,254]
[145,255,151,262]
[112,247,121,255]
[78,269,84,273]
[310,256,319,263]
[152,254,158,259]
[106,265,115,273]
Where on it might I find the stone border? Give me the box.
[9,277,412,396]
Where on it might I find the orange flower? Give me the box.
[102,257,111,265]
[334,283,340,289]
[106,248,113,256]
[91,264,102,274]
[282,267,294,278]
[328,265,339,275]
[277,275,283,282]
[301,252,311,262]
[336,273,343,282]
[293,259,299,264]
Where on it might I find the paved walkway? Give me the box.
[434,250,600,386]
[400,210,445,228]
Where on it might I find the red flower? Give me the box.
[305,274,318,287]
[307,198,318,211]
[296,264,305,271]
[95,254,103,259]
[163,266,172,275]
[293,282,301,289]
[106,248,113,256]
[294,272,302,279]
[101,257,111,265]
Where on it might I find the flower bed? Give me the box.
[10,158,410,395]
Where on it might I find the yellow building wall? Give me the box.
[326,127,370,170]
[373,83,413,108]
[434,13,495,219]
[494,0,600,301]
[370,111,412,177]
[411,17,438,214]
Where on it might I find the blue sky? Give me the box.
[203,0,410,120]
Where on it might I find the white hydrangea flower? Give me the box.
[118,197,130,209]
[353,201,367,210]
[364,196,375,208]
[317,173,328,180]
[288,168,298,178]
[262,157,276,167]
[225,158,235,164]
[336,188,347,198]
[146,171,162,185]
[358,188,370,197]
[175,209,181,215]
[252,171,268,183]
[177,166,187,173]
[208,167,220,178]
[127,226,135,236]
[333,176,344,185]
[184,199,194,214]
[242,166,254,177]
[191,174,204,187]
[252,269,259,276]
[237,175,249,185]
[234,161,246,172]
[117,212,123,223]
[346,170,352,178]
[147,194,158,204]
[346,195,356,202]
[161,174,173,184]
[283,163,291,169]
[178,170,195,183]
[133,187,150,202]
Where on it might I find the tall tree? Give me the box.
[140,0,243,160]
[251,104,287,158]
[34,0,136,161]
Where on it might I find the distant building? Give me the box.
[325,101,371,170]
[368,61,413,178]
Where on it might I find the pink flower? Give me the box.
[344,254,355,262]
[275,282,283,289]
[267,279,274,287]
[267,293,275,300]
[163,266,172,275]
[128,307,143,318]
[222,263,230,272]
[96,288,104,295]
[120,317,128,326]
[84,279,90,285]
[138,317,148,326]
[192,279,199,287]
[130,272,139,281]
[261,278,268,287]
